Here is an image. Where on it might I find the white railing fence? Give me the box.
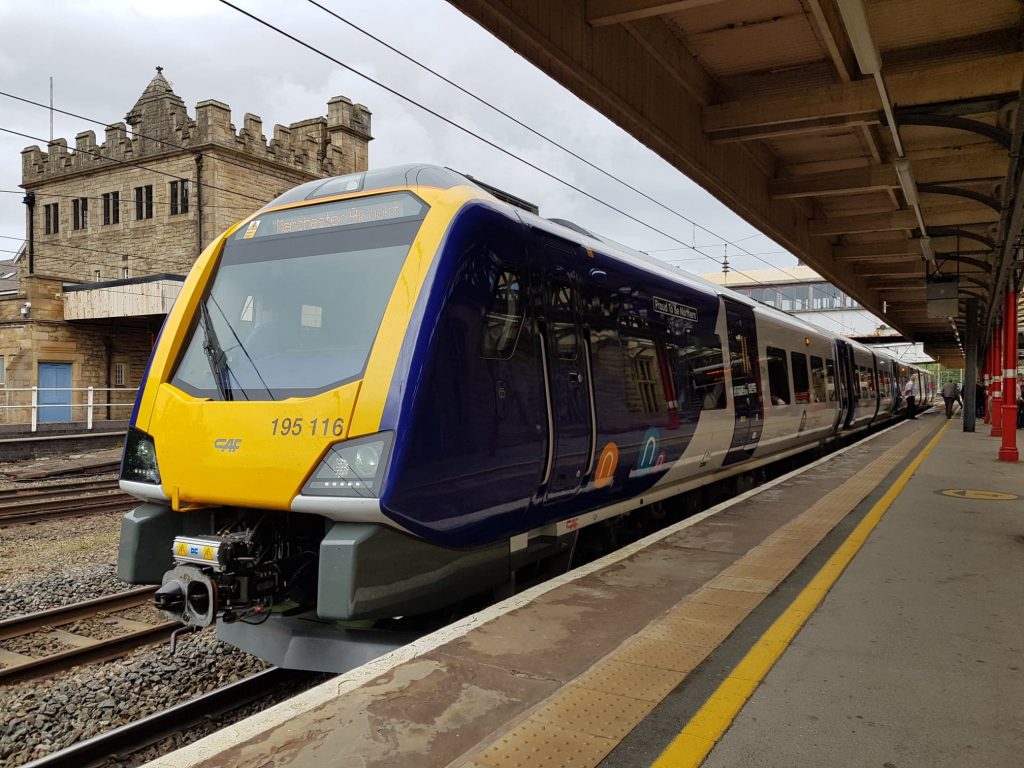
[0,387,139,432]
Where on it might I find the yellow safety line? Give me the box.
[652,419,951,768]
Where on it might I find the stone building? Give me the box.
[3,68,371,428]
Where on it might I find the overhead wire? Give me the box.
[0,126,268,205]
[217,0,862,336]
[304,0,863,334]
[0,233,194,275]
[1,10,863,336]
[0,188,257,214]
[0,87,329,199]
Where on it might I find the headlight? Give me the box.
[121,426,161,485]
[302,432,393,497]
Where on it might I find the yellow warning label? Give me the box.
[202,546,215,561]
[941,489,1019,501]
[242,220,260,239]
[175,542,188,557]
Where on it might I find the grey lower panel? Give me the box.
[116,503,223,584]
[217,612,419,673]
[318,522,510,621]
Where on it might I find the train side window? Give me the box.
[810,355,827,402]
[685,331,725,410]
[790,351,810,404]
[623,337,662,413]
[481,268,524,360]
[766,346,791,406]
[858,366,872,399]
[549,280,578,361]
[824,358,837,401]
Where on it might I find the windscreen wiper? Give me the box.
[208,294,274,401]
[199,300,234,401]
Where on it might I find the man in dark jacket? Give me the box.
[941,379,960,419]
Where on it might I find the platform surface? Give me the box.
[146,414,1024,768]
[695,420,1024,768]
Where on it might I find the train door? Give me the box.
[836,339,856,428]
[722,298,764,465]
[540,242,594,500]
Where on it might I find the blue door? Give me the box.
[38,363,72,423]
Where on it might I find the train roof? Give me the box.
[260,164,919,368]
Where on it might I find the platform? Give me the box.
[146,412,1024,768]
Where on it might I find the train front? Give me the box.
[116,172,484,668]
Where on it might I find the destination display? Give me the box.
[237,193,425,239]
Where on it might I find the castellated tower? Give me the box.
[0,69,372,430]
[20,67,372,282]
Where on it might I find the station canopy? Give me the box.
[450,0,1024,366]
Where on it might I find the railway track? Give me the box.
[0,482,135,526]
[0,587,175,683]
[0,477,120,500]
[22,667,317,768]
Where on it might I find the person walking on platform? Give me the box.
[903,376,917,419]
[976,379,986,419]
[941,379,960,419]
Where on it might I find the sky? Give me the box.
[0,0,799,277]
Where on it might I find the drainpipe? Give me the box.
[23,192,35,275]
[195,153,204,258]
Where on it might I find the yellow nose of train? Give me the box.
[126,179,473,514]
[147,381,360,510]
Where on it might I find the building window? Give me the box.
[779,285,809,311]
[113,361,128,387]
[300,304,322,328]
[170,180,190,215]
[72,197,88,230]
[94,269,101,282]
[44,203,59,234]
[102,191,120,225]
[135,185,153,220]
[122,267,130,279]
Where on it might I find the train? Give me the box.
[117,163,935,670]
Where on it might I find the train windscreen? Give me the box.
[170,192,428,400]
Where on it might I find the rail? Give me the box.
[0,386,138,432]
[0,489,136,526]
[21,668,312,768]
[0,587,175,683]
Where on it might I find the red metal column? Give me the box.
[983,342,992,424]
[991,323,1003,437]
[999,286,1019,462]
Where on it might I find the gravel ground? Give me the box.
[0,507,130,620]
[0,629,272,767]
[0,462,302,768]
[101,671,328,768]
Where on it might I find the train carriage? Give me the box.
[118,164,932,670]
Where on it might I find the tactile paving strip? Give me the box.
[465,427,930,768]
